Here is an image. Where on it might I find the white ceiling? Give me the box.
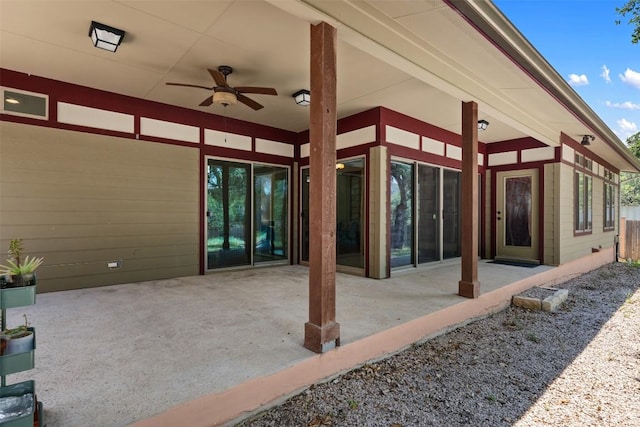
[0,0,637,171]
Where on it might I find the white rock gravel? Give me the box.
[238,262,640,427]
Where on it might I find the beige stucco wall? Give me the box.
[556,162,618,265]
[0,121,200,292]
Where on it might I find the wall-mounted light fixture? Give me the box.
[89,21,125,52]
[581,135,595,145]
[477,119,489,131]
[292,89,311,106]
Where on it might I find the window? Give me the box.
[604,169,615,230]
[574,170,592,233]
[1,87,48,119]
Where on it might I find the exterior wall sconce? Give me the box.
[292,89,310,106]
[477,119,489,131]
[581,135,594,145]
[89,21,125,52]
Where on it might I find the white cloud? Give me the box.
[613,119,638,141]
[616,118,638,140]
[605,101,640,110]
[568,73,589,86]
[618,118,638,132]
[620,68,640,89]
[601,65,611,83]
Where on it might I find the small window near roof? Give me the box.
[1,87,48,120]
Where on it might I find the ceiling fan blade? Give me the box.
[237,94,264,110]
[166,82,213,90]
[199,96,214,107]
[235,87,278,96]
[208,68,229,87]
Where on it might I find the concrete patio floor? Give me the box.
[4,255,611,427]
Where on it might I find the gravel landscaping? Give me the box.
[239,262,640,427]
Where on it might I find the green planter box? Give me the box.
[0,328,35,376]
[0,286,36,310]
[0,380,37,427]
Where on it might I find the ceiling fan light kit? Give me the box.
[166,65,277,111]
[213,90,237,106]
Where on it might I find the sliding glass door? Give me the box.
[254,165,288,263]
[300,158,366,270]
[207,160,251,269]
[443,169,462,259]
[417,165,440,263]
[207,158,288,270]
[391,159,463,270]
[390,161,414,268]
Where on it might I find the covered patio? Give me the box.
[6,251,613,427]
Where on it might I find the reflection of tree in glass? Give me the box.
[505,177,531,247]
[391,162,412,250]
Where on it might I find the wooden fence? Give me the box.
[620,217,640,261]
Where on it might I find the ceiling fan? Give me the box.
[166,65,277,110]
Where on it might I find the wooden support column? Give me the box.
[304,22,340,353]
[458,101,480,298]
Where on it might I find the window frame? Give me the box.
[603,169,616,231]
[574,154,593,235]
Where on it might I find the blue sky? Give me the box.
[493,0,640,144]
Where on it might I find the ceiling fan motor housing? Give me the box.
[218,65,233,78]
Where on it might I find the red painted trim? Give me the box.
[337,107,380,135]
[485,137,547,153]
[0,68,299,149]
[387,144,463,170]
[380,107,463,145]
[561,132,619,173]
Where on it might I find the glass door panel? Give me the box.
[443,169,461,259]
[390,161,414,268]
[418,165,440,263]
[254,165,288,263]
[336,159,365,268]
[496,169,539,261]
[207,159,251,269]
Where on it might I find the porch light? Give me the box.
[477,119,489,131]
[581,135,594,145]
[89,21,125,52]
[292,89,311,106]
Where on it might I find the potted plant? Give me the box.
[0,315,33,356]
[0,239,44,289]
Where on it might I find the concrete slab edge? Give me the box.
[129,248,614,427]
